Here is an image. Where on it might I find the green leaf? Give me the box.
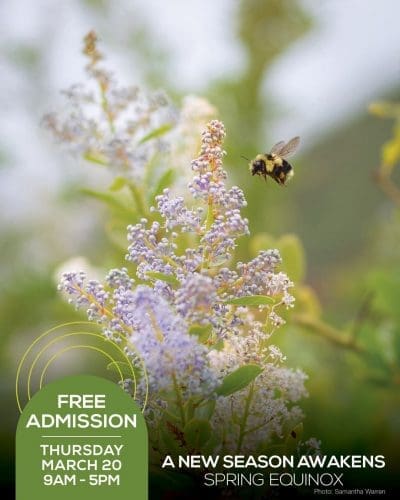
[382,136,400,167]
[184,419,212,450]
[195,400,215,420]
[224,296,273,307]
[368,101,400,118]
[109,176,127,192]
[273,388,282,399]
[83,151,108,166]
[80,188,132,213]
[184,400,196,422]
[188,324,212,342]
[138,123,173,144]
[145,271,179,287]
[202,433,219,455]
[149,168,176,202]
[216,364,263,396]
[159,421,185,457]
[212,339,224,351]
[106,361,134,379]
[249,233,276,256]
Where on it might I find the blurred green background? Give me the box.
[1,0,400,491]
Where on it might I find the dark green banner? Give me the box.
[16,375,148,499]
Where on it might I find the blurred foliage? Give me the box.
[209,0,312,241]
[1,0,400,491]
[211,0,311,148]
[41,19,400,473]
[287,101,400,474]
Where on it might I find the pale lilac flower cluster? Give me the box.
[126,219,177,280]
[59,271,113,328]
[175,274,217,324]
[43,33,175,180]
[114,285,217,396]
[43,85,173,180]
[154,189,202,232]
[59,271,218,397]
[202,210,249,266]
[236,250,286,296]
[58,271,109,320]
[127,120,251,274]
[105,267,134,289]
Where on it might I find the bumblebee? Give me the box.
[249,136,300,186]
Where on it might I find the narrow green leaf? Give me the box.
[80,188,130,212]
[145,271,179,287]
[202,433,220,455]
[195,400,215,420]
[127,182,148,217]
[184,400,196,423]
[138,123,173,144]
[109,176,127,192]
[224,295,273,307]
[149,168,175,202]
[216,364,263,396]
[159,421,185,456]
[83,151,108,166]
[184,419,212,450]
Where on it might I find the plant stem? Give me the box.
[172,372,186,427]
[293,313,365,353]
[200,198,215,271]
[100,85,116,134]
[244,415,276,436]
[236,382,255,453]
[152,400,181,423]
[74,284,133,337]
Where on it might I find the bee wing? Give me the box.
[269,140,286,155]
[278,136,300,158]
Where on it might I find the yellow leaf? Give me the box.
[382,139,400,167]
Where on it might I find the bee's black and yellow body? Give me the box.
[249,153,294,186]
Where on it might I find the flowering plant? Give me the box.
[58,119,308,454]
[48,33,316,476]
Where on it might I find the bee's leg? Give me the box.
[271,174,281,185]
